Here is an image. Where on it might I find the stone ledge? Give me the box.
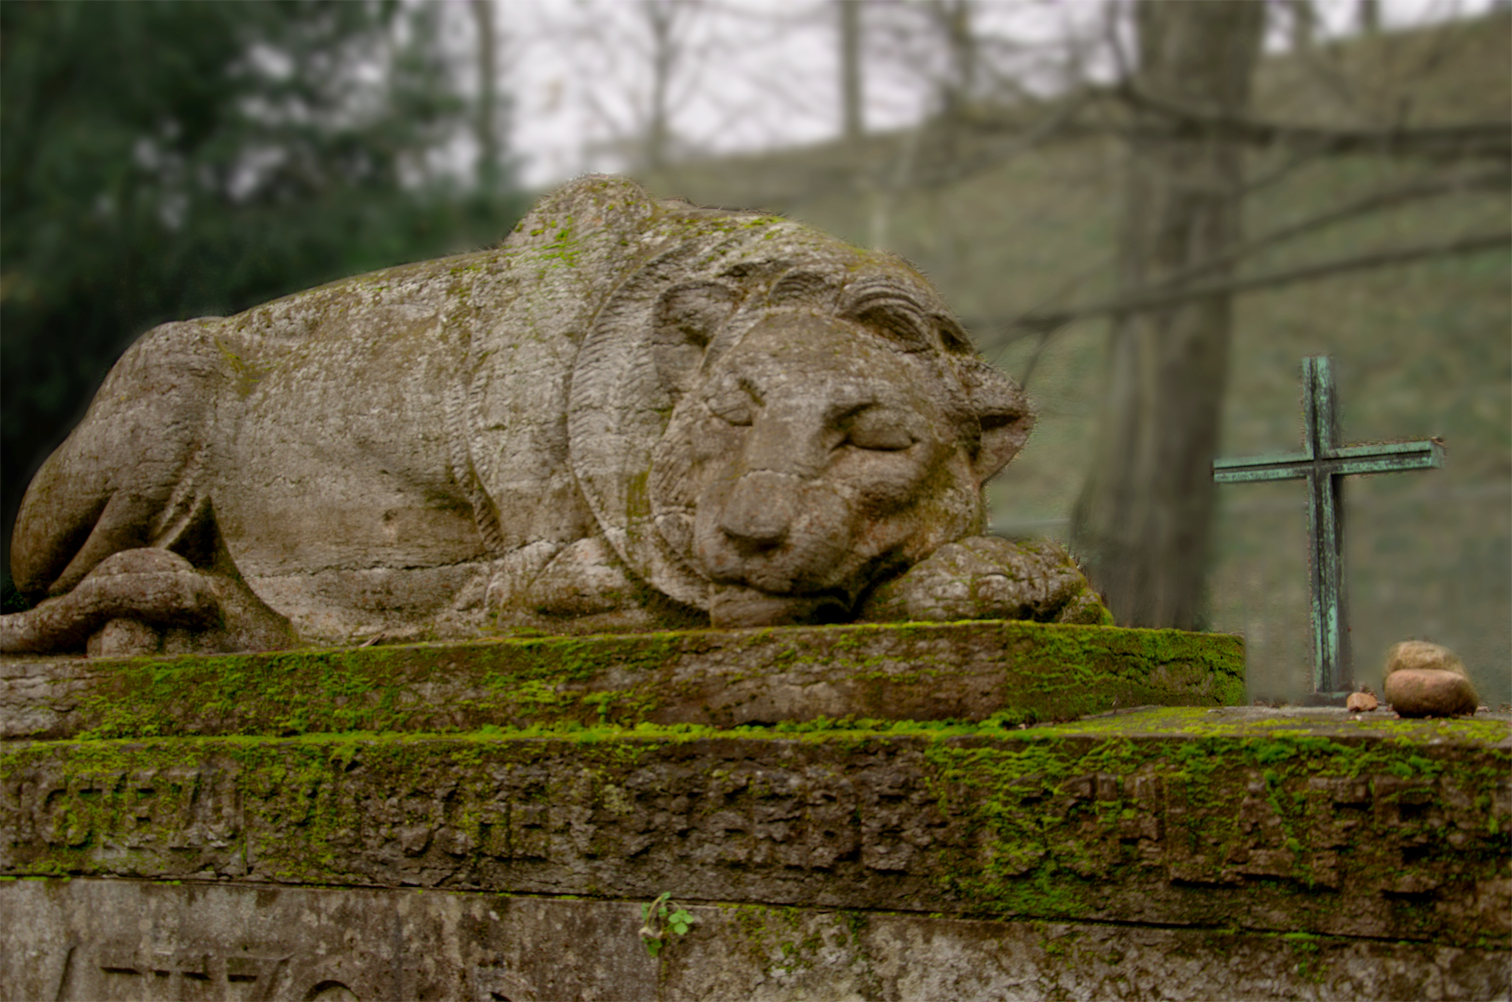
[3,878,1508,1002]
[4,708,1507,946]
[0,621,1244,740]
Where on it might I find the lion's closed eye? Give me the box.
[708,390,755,426]
[843,409,915,452]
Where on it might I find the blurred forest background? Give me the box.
[2,0,1507,705]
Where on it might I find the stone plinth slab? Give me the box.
[2,878,1507,1002]
[0,621,1244,741]
[4,708,1507,948]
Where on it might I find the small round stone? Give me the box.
[1383,641,1480,717]
[1385,640,1471,678]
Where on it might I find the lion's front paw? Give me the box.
[859,536,1111,625]
[0,548,297,656]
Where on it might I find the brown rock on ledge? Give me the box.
[1346,691,1378,712]
[1383,640,1480,717]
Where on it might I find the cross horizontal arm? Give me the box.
[1330,439,1446,475]
[1212,439,1443,483]
[1213,453,1315,482]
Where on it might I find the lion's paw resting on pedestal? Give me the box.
[860,536,1111,626]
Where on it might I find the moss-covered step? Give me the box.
[4,878,1508,1002]
[0,621,1244,740]
[4,708,1506,947]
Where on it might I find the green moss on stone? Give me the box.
[57,622,1244,742]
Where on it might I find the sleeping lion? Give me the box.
[3,176,1107,655]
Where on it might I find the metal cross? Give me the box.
[1212,356,1444,705]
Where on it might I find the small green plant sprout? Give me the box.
[638,892,695,958]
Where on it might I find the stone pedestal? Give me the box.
[6,881,1507,1002]
[3,623,1508,1000]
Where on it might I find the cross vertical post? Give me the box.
[1302,357,1349,694]
[1212,356,1444,705]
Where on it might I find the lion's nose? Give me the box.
[719,472,797,551]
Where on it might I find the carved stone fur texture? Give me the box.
[3,176,1107,654]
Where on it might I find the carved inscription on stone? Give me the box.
[7,885,567,1002]
[6,764,245,877]
[41,941,295,1002]
[3,738,1507,944]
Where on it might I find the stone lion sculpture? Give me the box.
[2,176,1107,656]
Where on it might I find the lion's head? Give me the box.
[569,198,1031,628]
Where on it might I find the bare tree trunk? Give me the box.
[839,0,864,141]
[644,2,677,171]
[471,0,500,192]
[1288,0,1315,51]
[935,0,976,120]
[1358,0,1381,35]
[1070,0,1265,630]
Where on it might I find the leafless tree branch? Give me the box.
[974,229,1511,341]
[1116,83,1512,160]
[1136,165,1507,292]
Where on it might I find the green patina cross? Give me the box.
[1212,356,1444,704]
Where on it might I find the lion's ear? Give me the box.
[651,282,738,393]
[960,358,1035,485]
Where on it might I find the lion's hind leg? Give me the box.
[10,320,222,601]
[4,320,296,655]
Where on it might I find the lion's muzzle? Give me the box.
[712,470,800,553]
[708,582,851,629]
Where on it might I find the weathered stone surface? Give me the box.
[2,175,1109,655]
[4,708,1507,946]
[0,622,1244,741]
[2,621,1507,997]
[3,879,1508,1002]
[1385,641,1482,717]
[1346,690,1379,712]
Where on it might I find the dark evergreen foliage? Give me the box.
[1,0,526,603]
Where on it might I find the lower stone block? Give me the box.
[2,878,1507,1002]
